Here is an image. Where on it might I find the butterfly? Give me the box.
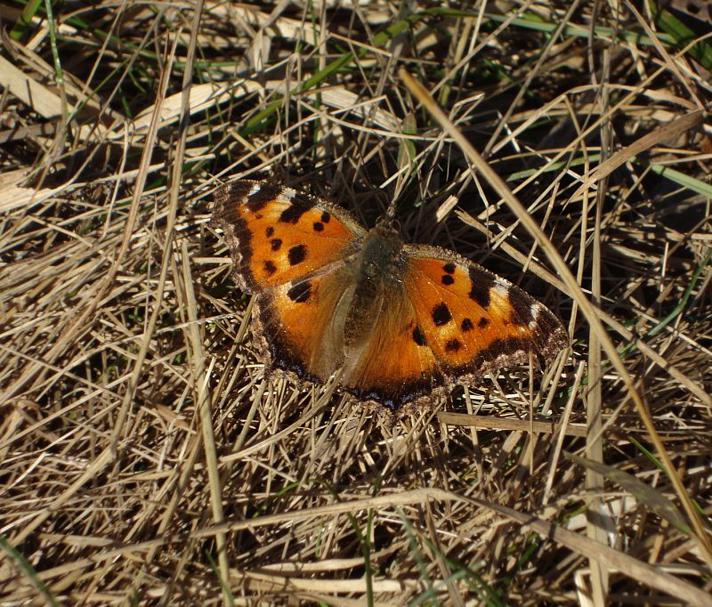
[213,179,567,411]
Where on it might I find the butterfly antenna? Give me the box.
[385,196,399,221]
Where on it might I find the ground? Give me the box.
[1,2,711,605]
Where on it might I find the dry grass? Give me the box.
[1,1,712,605]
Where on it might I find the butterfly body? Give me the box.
[344,225,406,331]
[214,180,567,410]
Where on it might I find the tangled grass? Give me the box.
[1,1,711,605]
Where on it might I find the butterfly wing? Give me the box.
[339,245,565,407]
[214,180,366,379]
[400,244,567,383]
[214,180,366,290]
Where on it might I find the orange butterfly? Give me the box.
[214,180,567,410]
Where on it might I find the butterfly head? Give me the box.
[374,214,401,234]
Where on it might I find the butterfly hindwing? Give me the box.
[214,180,366,291]
[402,245,566,379]
[257,268,355,380]
[339,288,443,406]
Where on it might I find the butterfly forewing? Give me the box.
[214,180,365,291]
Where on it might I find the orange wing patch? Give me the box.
[214,180,365,290]
[340,294,441,405]
[403,247,566,378]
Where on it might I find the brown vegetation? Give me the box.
[1,1,711,605]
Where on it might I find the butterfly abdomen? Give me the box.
[343,226,407,341]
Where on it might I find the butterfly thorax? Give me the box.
[357,224,405,280]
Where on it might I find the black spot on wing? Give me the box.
[321,211,331,223]
[279,201,313,224]
[265,226,274,237]
[288,244,307,265]
[287,281,311,303]
[461,318,473,331]
[443,262,456,274]
[510,290,534,325]
[432,302,452,326]
[445,338,462,353]
[270,238,282,251]
[468,267,494,308]
[245,185,282,212]
[412,326,427,346]
[263,260,277,275]
[478,317,489,328]
[441,274,455,286]
[313,222,324,232]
